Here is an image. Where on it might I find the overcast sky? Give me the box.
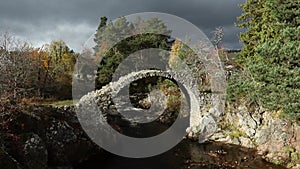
[0,0,245,52]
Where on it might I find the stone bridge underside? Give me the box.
[76,69,224,141]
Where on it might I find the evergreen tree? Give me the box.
[93,16,107,55]
[236,0,269,61]
[94,16,172,87]
[229,0,300,120]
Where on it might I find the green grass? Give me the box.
[40,100,77,107]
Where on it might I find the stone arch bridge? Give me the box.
[76,69,224,141]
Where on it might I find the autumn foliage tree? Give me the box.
[41,40,78,99]
[0,33,78,101]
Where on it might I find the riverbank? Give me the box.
[0,104,289,169]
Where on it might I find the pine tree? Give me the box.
[94,16,172,87]
[230,0,300,120]
[236,0,271,61]
[93,16,108,55]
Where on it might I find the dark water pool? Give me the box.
[74,120,286,169]
[74,139,286,169]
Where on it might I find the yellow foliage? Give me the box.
[169,39,184,70]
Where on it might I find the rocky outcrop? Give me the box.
[207,105,300,168]
[0,105,103,169]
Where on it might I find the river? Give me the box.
[73,119,286,169]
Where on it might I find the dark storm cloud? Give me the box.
[0,0,244,51]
